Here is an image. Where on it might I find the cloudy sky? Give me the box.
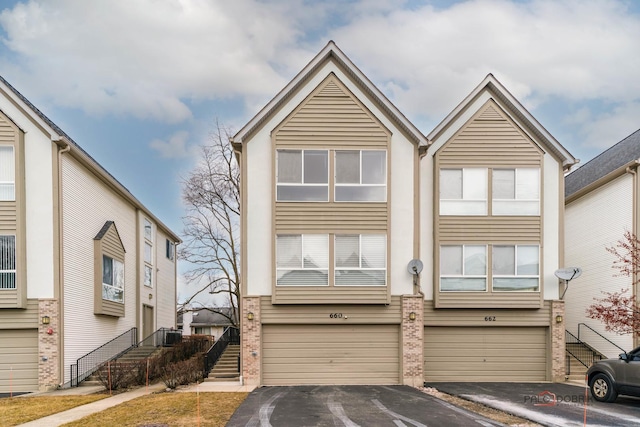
[1,0,639,301]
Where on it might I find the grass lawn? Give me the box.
[0,395,106,426]
[62,392,248,427]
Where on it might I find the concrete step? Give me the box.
[205,376,240,382]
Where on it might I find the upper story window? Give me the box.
[0,235,16,290]
[0,146,15,201]
[492,245,539,291]
[276,234,328,286]
[276,150,328,201]
[102,255,124,303]
[492,168,540,215]
[143,218,153,288]
[440,168,487,215]
[144,218,153,241]
[335,150,386,202]
[166,239,175,260]
[335,234,386,286]
[440,245,487,291]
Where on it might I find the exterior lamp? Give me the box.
[555,315,563,324]
[409,312,416,321]
[41,315,50,325]
[247,312,254,321]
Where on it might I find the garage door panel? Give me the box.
[0,329,38,392]
[263,324,399,385]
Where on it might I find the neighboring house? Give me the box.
[232,41,576,386]
[564,129,640,357]
[0,76,181,393]
[178,307,236,339]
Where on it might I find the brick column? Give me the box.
[550,300,566,382]
[402,295,424,387]
[241,297,261,386]
[38,299,60,391]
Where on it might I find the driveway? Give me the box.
[226,385,507,427]
[431,382,640,427]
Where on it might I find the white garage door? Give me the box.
[263,324,399,385]
[0,329,38,393]
[424,326,547,382]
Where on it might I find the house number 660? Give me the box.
[329,313,343,318]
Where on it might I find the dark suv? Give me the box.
[587,345,640,402]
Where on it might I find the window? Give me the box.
[335,150,386,202]
[143,219,153,288]
[440,245,487,291]
[166,239,175,260]
[0,235,16,290]
[276,234,328,286]
[335,234,386,286]
[102,255,124,302]
[492,245,539,291]
[144,242,152,264]
[439,168,487,215]
[276,150,328,201]
[144,218,152,240]
[493,168,540,215]
[0,146,15,201]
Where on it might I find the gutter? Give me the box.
[56,139,70,388]
[566,159,640,204]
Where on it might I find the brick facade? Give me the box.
[38,299,60,391]
[402,295,424,386]
[550,300,566,382]
[241,297,261,385]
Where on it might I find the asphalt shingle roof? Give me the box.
[565,129,640,198]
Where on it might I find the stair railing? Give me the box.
[68,327,137,387]
[204,326,239,377]
[137,327,183,348]
[577,323,626,357]
[565,330,603,375]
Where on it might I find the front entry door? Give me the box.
[142,305,154,345]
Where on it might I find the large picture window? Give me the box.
[335,150,386,202]
[276,234,328,286]
[276,150,328,201]
[492,168,540,215]
[439,168,487,215]
[492,245,539,291]
[440,245,487,291]
[0,146,15,201]
[0,235,16,290]
[335,234,386,286]
[102,255,124,302]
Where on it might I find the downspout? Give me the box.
[56,140,70,387]
[626,160,639,347]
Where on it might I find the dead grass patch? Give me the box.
[0,395,106,426]
[62,392,247,427]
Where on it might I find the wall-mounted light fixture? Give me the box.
[247,312,254,321]
[41,315,50,325]
[555,315,563,324]
[409,312,416,321]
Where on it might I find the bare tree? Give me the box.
[587,230,640,336]
[178,120,240,327]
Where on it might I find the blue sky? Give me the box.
[1,0,639,302]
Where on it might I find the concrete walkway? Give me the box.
[16,381,255,427]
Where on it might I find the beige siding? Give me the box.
[155,229,177,329]
[424,326,547,381]
[276,203,387,233]
[0,329,38,392]
[439,217,541,242]
[0,299,38,329]
[263,324,399,385]
[423,300,551,326]
[261,295,401,323]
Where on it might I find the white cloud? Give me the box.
[149,130,194,159]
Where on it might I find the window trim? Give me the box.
[102,254,125,303]
[0,235,16,290]
[276,149,329,202]
[334,150,387,202]
[492,168,540,216]
[335,234,387,286]
[276,234,329,286]
[439,244,488,292]
[0,145,15,202]
[166,239,175,260]
[439,168,488,216]
[492,244,540,292]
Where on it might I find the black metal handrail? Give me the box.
[578,322,626,356]
[69,327,137,387]
[204,326,239,377]
[565,330,603,375]
[137,327,183,348]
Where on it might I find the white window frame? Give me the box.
[276,234,329,286]
[439,168,487,215]
[166,239,175,260]
[102,255,124,303]
[492,245,540,292]
[0,145,15,202]
[0,235,16,290]
[276,149,329,202]
[492,168,540,216]
[439,245,487,292]
[335,234,386,286]
[335,150,387,202]
[143,218,153,288]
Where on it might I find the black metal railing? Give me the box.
[137,327,183,348]
[578,323,626,357]
[69,327,138,387]
[204,326,239,376]
[565,330,604,375]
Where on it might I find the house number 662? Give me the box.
[484,316,496,321]
[329,313,343,318]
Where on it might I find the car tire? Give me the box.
[590,373,618,403]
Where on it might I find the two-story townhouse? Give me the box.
[564,129,640,357]
[234,41,576,386]
[0,75,180,393]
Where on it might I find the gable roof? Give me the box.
[427,74,577,168]
[231,40,428,147]
[94,220,126,252]
[0,75,180,243]
[177,307,237,326]
[565,128,640,199]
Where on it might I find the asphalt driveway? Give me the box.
[227,385,507,427]
[431,382,640,427]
